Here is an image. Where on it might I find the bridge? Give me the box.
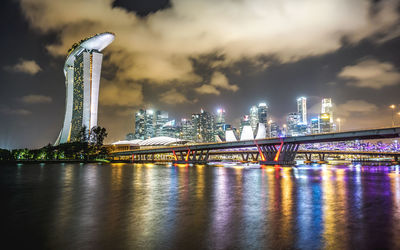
[112,127,400,165]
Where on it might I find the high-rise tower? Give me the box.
[297,97,307,125]
[321,98,333,123]
[55,32,115,145]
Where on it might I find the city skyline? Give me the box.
[1,0,400,149]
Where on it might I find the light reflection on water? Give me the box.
[2,163,400,249]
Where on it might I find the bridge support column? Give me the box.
[393,156,399,165]
[172,149,210,164]
[317,153,328,164]
[259,143,299,165]
[304,153,313,164]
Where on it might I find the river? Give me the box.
[1,163,400,249]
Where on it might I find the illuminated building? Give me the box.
[287,112,300,136]
[258,102,268,126]
[240,115,251,135]
[155,111,169,136]
[180,118,194,141]
[321,98,333,123]
[216,108,226,125]
[55,32,115,145]
[311,118,320,134]
[134,108,169,139]
[192,109,215,142]
[134,109,146,139]
[249,105,259,132]
[319,113,331,133]
[255,123,266,139]
[287,112,307,136]
[225,130,238,142]
[215,108,226,141]
[144,109,156,139]
[240,125,254,141]
[297,97,307,125]
[270,121,280,137]
[160,120,177,138]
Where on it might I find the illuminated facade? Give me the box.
[249,105,259,132]
[258,102,268,125]
[297,97,307,125]
[192,109,215,142]
[240,115,251,135]
[319,113,331,133]
[311,118,320,134]
[180,118,194,141]
[135,109,146,139]
[55,32,115,145]
[321,98,334,123]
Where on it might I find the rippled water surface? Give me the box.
[2,163,400,249]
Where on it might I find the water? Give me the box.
[2,163,400,249]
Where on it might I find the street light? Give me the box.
[390,105,396,127]
[336,118,341,132]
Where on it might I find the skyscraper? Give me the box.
[155,110,169,136]
[55,32,115,145]
[135,109,146,139]
[258,103,268,125]
[297,97,307,125]
[145,109,156,139]
[319,113,331,133]
[321,98,334,123]
[249,105,259,132]
[192,109,215,142]
[180,118,194,141]
[287,112,300,136]
[215,108,226,141]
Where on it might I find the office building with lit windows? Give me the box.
[55,32,115,145]
[249,105,259,132]
[192,109,215,142]
[297,97,307,125]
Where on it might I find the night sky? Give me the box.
[1,0,400,149]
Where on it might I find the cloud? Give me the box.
[99,80,143,106]
[4,59,42,75]
[195,72,238,95]
[20,94,52,104]
[19,0,400,100]
[338,59,400,89]
[195,84,220,95]
[336,100,378,117]
[160,89,195,104]
[334,100,398,130]
[0,105,31,115]
[210,72,238,92]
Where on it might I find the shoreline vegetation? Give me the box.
[0,126,110,163]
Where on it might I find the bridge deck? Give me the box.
[113,127,400,156]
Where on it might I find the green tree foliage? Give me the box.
[0,148,12,160]
[0,127,110,162]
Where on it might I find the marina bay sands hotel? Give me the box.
[55,32,115,145]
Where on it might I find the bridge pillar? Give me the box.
[259,143,299,165]
[172,149,210,164]
[393,156,399,165]
[317,153,328,164]
[304,153,313,164]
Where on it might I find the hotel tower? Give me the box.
[55,32,115,145]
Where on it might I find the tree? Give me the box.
[78,125,89,143]
[90,126,108,149]
[0,149,12,161]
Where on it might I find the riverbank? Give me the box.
[0,159,111,164]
